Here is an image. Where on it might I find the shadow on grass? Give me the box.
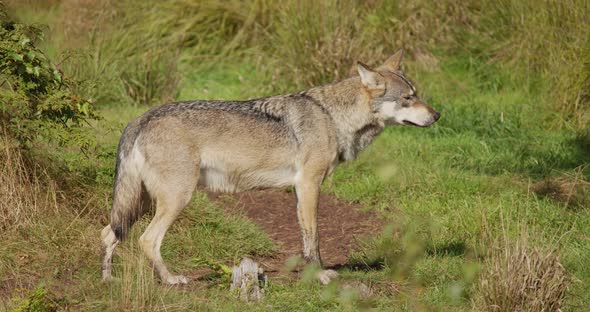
[326,261,385,272]
[573,127,590,170]
[425,241,466,257]
[328,240,468,274]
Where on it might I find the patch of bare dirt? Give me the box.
[208,189,384,273]
[533,177,590,210]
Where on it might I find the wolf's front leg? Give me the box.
[295,170,339,285]
[295,180,321,263]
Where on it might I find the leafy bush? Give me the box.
[0,18,99,149]
[0,11,109,185]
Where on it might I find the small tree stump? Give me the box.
[230,257,268,302]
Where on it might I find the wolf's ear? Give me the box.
[379,49,404,72]
[357,62,384,90]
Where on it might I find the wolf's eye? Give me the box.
[403,95,412,100]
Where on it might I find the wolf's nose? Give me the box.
[433,112,441,121]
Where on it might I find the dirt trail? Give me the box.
[208,190,384,273]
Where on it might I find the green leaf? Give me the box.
[53,70,62,83]
[27,50,36,61]
[218,263,233,275]
[33,66,40,77]
[9,53,24,61]
[20,37,31,47]
[81,103,89,115]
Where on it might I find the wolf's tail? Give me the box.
[110,122,147,241]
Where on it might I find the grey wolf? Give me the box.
[101,50,440,285]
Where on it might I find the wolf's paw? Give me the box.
[163,275,189,285]
[316,269,339,285]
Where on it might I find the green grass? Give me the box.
[177,62,272,101]
[323,56,590,309]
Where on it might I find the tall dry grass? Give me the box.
[477,0,590,126]
[7,0,588,122]
[474,217,569,311]
[5,0,60,8]
[116,247,168,311]
[52,0,182,107]
[60,0,115,44]
[46,0,478,103]
[533,166,590,210]
[29,0,588,125]
[0,133,58,232]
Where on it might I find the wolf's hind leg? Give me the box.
[101,225,119,281]
[139,171,197,285]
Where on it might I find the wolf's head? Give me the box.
[357,50,440,127]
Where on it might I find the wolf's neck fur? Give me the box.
[305,77,385,161]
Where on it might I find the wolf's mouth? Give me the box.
[402,120,427,127]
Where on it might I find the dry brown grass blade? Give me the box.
[532,165,590,210]
[0,132,58,232]
[474,214,569,311]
